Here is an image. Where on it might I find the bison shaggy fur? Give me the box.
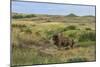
[52,33,74,49]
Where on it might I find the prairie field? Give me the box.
[11,13,96,66]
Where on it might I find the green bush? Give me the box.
[85,27,92,30]
[79,31,96,42]
[68,33,76,38]
[12,24,26,28]
[79,23,85,26]
[46,20,52,22]
[20,26,32,34]
[12,14,36,19]
[12,14,24,19]
[66,25,77,30]
[24,14,36,18]
[44,30,55,39]
[24,28,32,34]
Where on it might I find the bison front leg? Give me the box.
[70,39,75,48]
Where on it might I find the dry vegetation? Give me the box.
[11,13,96,66]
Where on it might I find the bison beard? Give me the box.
[52,33,74,49]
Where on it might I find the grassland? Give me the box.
[11,13,96,66]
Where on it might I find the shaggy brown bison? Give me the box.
[52,33,74,49]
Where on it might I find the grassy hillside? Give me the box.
[12,13,95,23]
[11,13,96,66]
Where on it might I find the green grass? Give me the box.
[11,14,96,66]
[12,41,96,66]
[79,31,96,42]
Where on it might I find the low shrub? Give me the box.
[24,27,32,34]
[46,20,52,22]
[67,57,88,63]
[85,27,92,30]
[24,14,36,18]
[66,25,77,30]
[20,26,32,34]
[68,33,76,38]
[79,31,96,42]
[12,24,26,28]
[12,14,36,19]
[12,14,24,19]
[79,23,85,26]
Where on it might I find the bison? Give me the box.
[52,33,74,49]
